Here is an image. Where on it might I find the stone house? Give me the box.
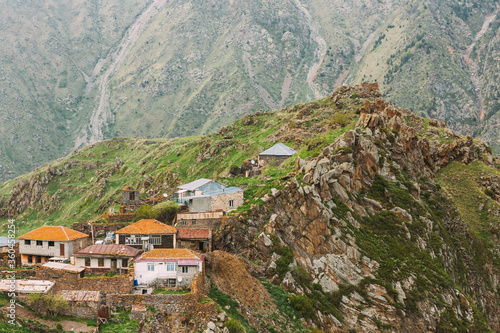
[173,178,224,203]
[176,229,212,252]
[71,244,141,274]
[184,187,244,212]
[134,249,203,288]
[258,143,297,166]
[19,226,89,266]
[173,210,225,229]
[122,186,141,211]
[116,219,177,251]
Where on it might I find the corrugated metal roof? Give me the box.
[42,262,85,273]
[177,178,213,191]
[259,143,297,156]
[72,244,141,257]
[60,290,101,302]
[177,229,211,239]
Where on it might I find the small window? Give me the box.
[147,263,154,271]
[166,262,177,271]
[27,256,33,263]
[229,200,234,208]
[24,240,31,246]
[36,256,41,263]
[181,266,189,273]
[85,258,91,267]
[192,219,196,225]
[98,258,104,267]
[122,259,128,268]
[36,240,43,246]
[181,220,186,225]
[151,236,161,245]
[48,241,54,247]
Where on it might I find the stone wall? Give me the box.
[0,242,20,268]
[103,213,136,223]
[34,265,133,294]
[211,192,244,212]
[73,221,131,237]
[0,268,35,279]
[258,155,290,167]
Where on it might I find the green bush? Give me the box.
[27,293,68,317]
[56,322,63,330]
[134,205,154,221]
[152,201,180,223]
[229,164,240,175]
[276,246,294,277]
[225,319,245,333]
[289,295,315,319]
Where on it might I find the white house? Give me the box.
[134,249,203,288]
[71,244,140,274]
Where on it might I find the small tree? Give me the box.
[48,294,68,317]
[134,205,154,221]
[152,201,180,223]
[224,319,245,333]
[27,293,68,317]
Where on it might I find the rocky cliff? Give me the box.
[214,85,500,332]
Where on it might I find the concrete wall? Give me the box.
[211,191,244,212]
[135,261,202,287]
[74,257,130,272]
[188,197,212,212]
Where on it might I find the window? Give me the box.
[36,256,41,263]
[27,256,32,264]
[166,262,177,271]
[24,240,31,246]
[122,259,128,268]
[125,236,140,245]
[36,240,43,246]
[181,220,186,226]
[85,258,91,267]
[150,236,161,245]
[181,266,189,273]
[229,200,234,208]
[48,241,54,247]
[98,258,104,267]
[147,263,154,271]
[191,219,196,225]
[129,192,135,201]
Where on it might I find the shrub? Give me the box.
[289,295,315,319]
[152,201,180,223]
[224,319,245,333]
[56,322,63,330]
[134,205,154,221]
[485,188,495,199]
[331,113,350,127]
[229,164,240,175]
[27,293,68,317]
[276,246,294,277]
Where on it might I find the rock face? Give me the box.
[214,86,500,332]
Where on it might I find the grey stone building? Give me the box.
[258,143,297,166]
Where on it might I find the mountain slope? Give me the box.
[4,0,500,183]
[1,84,499,331]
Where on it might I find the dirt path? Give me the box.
[1,303,92,332]
[75,0,168,149]
[292,0,327,99]
[461,9,499,121]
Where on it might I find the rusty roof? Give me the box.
[177,229,211,239]
[60,290,101,302]
[123,186,135,191]
[72,244,141,257]
[137,248,201,261]
[19,226,89,241]
[116,219,177,235]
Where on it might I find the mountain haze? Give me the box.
[2,0,500,182]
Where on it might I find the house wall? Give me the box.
[135,261,202,287]
[74,257,130,271]
[211,192,244,212]
[63,299,100,319]
[198,181,225,194]
[188,197,212,212]
[122,190,140,204]
[117,234,175,249]
[20,238,89,263]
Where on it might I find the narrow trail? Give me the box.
[292,0,327,99]
[74,0,167,149]
[461,9,499,121]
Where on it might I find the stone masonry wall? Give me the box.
[0,242,20,268]
[73,221,131,237]
[211,192,244,212]
[35,265,133,294]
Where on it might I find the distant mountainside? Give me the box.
[1,0,500,182]
[1,84,500,332]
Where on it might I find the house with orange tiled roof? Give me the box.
[177,229,212,252]
[19,226,89,266]
[134,249,204,287]
[116,219,177,251]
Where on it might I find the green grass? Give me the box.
[153,288,189,295]
[99,308,139,333]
